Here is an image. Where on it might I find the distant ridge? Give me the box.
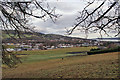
[2,30,89,43]
[96,38,120,40]
[95,37,120,42]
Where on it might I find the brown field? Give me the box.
[2,52,119,78]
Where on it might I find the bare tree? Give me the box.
[0,0,60,37]
[1,0,119,67]
[67,0,120,38]
[0,0,60,67]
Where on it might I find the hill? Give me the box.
[2,30,90,43]
[95,38,120,42]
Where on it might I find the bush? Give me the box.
[90,48,101,51]
[87,46,120,55]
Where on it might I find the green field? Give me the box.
[18,47,95,63]
[2,33,34,39]
[2,47,119,78]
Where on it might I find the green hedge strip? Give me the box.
[87,46,120,55]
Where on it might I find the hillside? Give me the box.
[96,38,120,40]
[95,38,120,42]
[2,30,88,43]
[3,51,119,78]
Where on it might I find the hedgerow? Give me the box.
[87,46,120,55]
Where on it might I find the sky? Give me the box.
[28,0,117,39]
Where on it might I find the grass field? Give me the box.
[2,47,119,78]
[17,47,95,63]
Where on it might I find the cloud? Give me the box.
[32,2,81,34]
[29,1,116,38]
[49,2,84,13]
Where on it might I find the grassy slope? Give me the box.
[3,52,119,78]
[2,31,35,39]
[18,47,95,63]
[18,47,94,55]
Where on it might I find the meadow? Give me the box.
[2,47,119,78]
[17,47,95,63]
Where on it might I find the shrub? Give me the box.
[87,46,120,55]
[90,48,101,51]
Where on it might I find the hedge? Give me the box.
[87,46,120,55]
[90,48,101,51]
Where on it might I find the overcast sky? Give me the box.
[29,0,116,39]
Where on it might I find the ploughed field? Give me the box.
[2,47,119,78]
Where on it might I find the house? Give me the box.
[6,48,15,51]
[82,43,89,46]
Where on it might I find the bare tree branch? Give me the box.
[0,0,60,67]
[67,0,119,38]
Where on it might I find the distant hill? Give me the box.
[96,38,120,40]
[2,30,88,43]
[95,38,120,42]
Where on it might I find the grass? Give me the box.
[2,52,119,78]
[3,45,16,49]
[21,53,83,63]
[2,47,119,78]
[18,47,96,63]
[2,32,36,39]
[2,33,20,39]
[17,47,95,55]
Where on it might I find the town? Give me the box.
[3,38,119,52]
